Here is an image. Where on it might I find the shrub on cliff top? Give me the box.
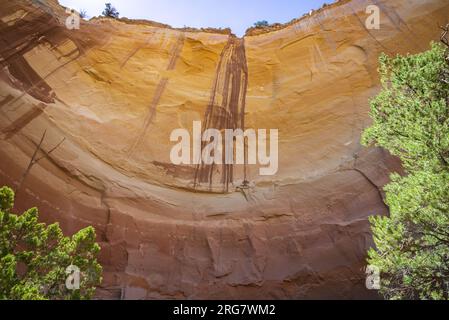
[102,3,119,19]
[0,186,102,300]
[254,20,269,28]
[79,9,88,19]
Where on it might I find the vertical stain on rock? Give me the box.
[0,10,60,104]
[127,33,185,157]
[120,31,158,69]
[0,5,89,105]
[0,94,14,109]
[1,103,47,139]
[194,36,249,193]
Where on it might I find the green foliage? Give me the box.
[254,20,269,28]
[102,3,119,19]
[363,43,449,300]
[369,172,449,299]
[362,43,449,173]
[79,9,88,19]
[0,186,102,300]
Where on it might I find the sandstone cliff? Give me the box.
[0,0,448,299]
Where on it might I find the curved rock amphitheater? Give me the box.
[0,0,448,299]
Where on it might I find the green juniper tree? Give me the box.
[362,37,449,299]
[0,186,102,300]
[254,20,269,28]
[79,9,88,19]
[102,3,119,19]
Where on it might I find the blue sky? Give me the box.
[59,0,329,36]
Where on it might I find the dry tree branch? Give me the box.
[441,23,449,47]
[16,130,65,193]
[16,129,47,192]
[34,137,66,163]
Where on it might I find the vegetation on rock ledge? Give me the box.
[102,3,119,19]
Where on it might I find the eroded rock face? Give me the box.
[0,0,447,299]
